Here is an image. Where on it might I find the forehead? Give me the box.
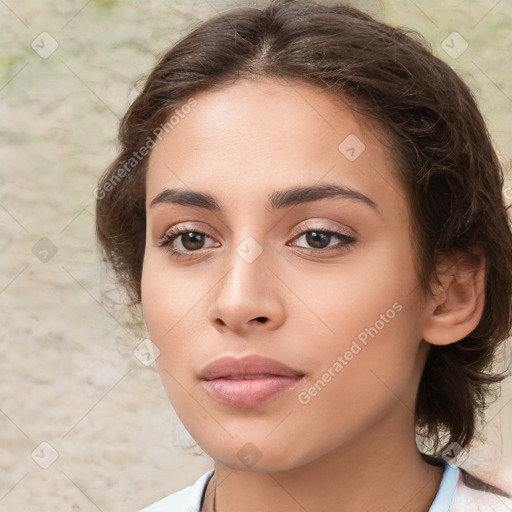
[145,78,402,213]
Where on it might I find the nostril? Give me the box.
[254,317,268,323]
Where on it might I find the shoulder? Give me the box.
[423,454,512,512]
[137,470,214,512]
[450,467,512,512]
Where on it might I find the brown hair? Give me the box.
[95,0,512,454]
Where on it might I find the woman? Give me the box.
[95,1,512,510]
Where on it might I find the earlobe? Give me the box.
[422,251,485,346]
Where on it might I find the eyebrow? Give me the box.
[149,183,378,212]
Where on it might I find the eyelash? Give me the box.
[158,223,356,259]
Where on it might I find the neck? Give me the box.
[201,409,443,512]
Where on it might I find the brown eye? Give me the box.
[178,231,207,251]
[304,231,331,249]
[158,227,219,259]
[290,227,356,255]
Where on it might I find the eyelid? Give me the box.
[289,220,354,239]
[159,222,216,240]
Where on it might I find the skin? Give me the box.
[141,78,485,512]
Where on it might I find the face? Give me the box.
[141,78,430,472]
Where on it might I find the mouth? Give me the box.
[199,355,305,408]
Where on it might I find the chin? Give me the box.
[199,438,314,474]
[219,454,300,473]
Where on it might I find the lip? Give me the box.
[199,355,305,408]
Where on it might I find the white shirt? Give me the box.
[138,458,512,512]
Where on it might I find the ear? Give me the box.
[422,251,485,345]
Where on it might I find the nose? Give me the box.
[207,247,286,336]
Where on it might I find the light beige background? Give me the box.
[1,0,511,510]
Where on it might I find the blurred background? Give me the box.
[1,0,511,510]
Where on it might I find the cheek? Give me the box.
[302,243,424,397]
[140,250,217,402]
[141,260,198,412]
[141,258,170,340]
[141,254,193,367]
[308,245,419,346]
[141,251,198,335]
